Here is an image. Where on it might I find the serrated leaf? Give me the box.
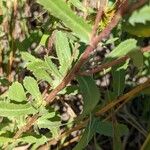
[27,60,52,83]
[18,135,47,150]
[45,56,62,79]
[37,0,92,43]
[23,77,42,101]
[77,76,100,116]
[37,112,61,138]
[8,82,26,102]
[55,31,72,74]
[0,136,14,144]
[21,52,37,63]
[73,117,99,150]
[0,102,37,117]
[105,39,137,62]
[123,5,150,37]
[129,5,150,25]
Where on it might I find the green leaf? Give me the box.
[18,135,47,150]
[37,111,61,138]
[141,132,150,150]
[0,136,14,145]
[77,76,100,116]
[112,62,128,96]
[40,34,49,46]
[96,121,129,137]
[55,31,72,74]
[0,102,37,117]
[123,5,150,37]
[128,5,150,25]
[16,31,42,51]
[73,117,99,150]
[23,77,42,101]
[21,52,37,63]
[37,0,92,43]
[105,39,137,62]
[123,22,150,37]
[8,82,26,102]
[27,60,52,83]
[128,48,144,69]
[45,56,62,79]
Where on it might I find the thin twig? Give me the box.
[90,0,107,40]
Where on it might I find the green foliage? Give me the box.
[37,0,92,43]
[77,76,100,116]
[8,82,26,102]
[0,102,37,117]
[0,0,150,149]
[123,4,150,37]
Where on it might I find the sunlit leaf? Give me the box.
[0,102,37,117]
[8,82,26,102]
[23,77,42,101]
[37,0,92,43]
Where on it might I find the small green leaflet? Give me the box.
[0,102,37,117]
[123,4,150,37]
[27,60,52,83]
[8,82,26,102]
[37,112,61,138]
[21,52,37,63]
[40,34,49,46]
[77,76,100,116]
[37,0,92,43]
[23,77,42,102]
[128,5,150,25]
[45,56,62,79]
[105,39,137,62]
[18,135,47,150]
[55,31,72,74]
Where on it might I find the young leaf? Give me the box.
[45,56,62,79]
[0,102,37,117]
[77,76,100,116]
[105,39,137,62]
[8,82,26,102]
[21,52,37,63]
[18,135,47,150]
[27,60,52,84]
[37,111,61,138]
[37,0,92,43]
[23,77,42,101]
[55,31,72,74]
